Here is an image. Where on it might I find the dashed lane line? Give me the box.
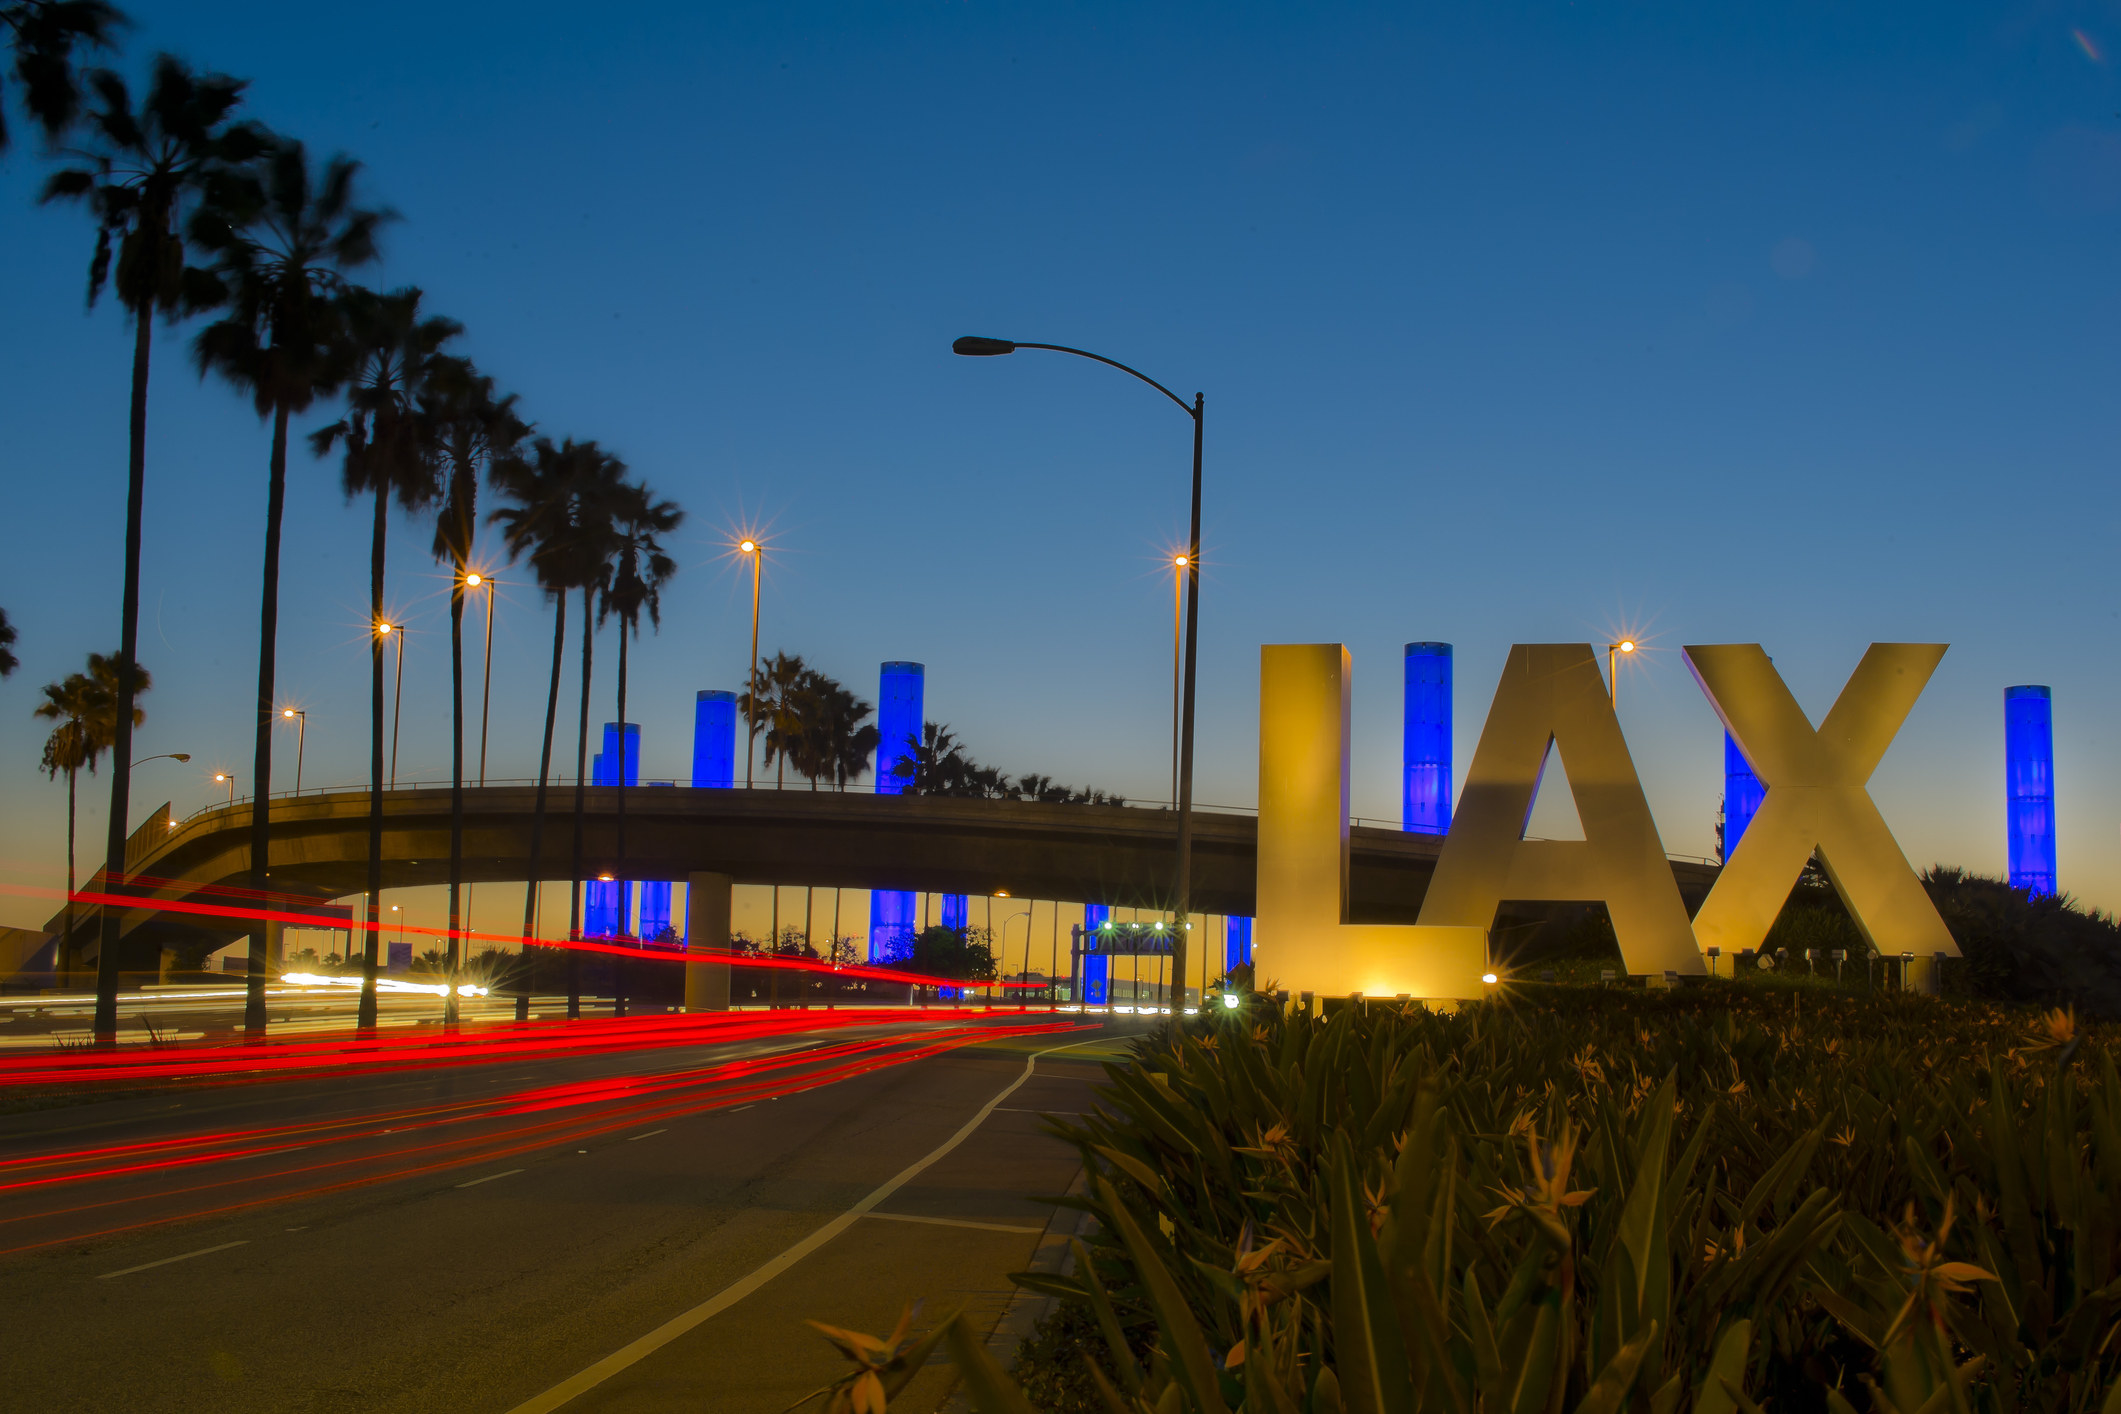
[98,1240,249,1280]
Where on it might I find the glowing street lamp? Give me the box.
[213,771,237,808]
[1606,640,1637,706]
[953,335,1207,1017]
[1170,553,1188,807]
[463,573,498,786]
[377,620,407,788]
[279,708,307,792]
[737,539,763,790]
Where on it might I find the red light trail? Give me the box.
[0,1015,1094,1258]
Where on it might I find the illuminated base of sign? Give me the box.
[1251,924,1489,1003]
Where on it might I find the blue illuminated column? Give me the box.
[1081,904,1112,1005]
[941,895,967,931]
[1403,643,1453,834]
[2005,686,2057,897]
[869,891,917,963]
[875,661,924,793]
[871,662,926,961]
[692,691,736,789]
[1225,916,1253,973]
[1723,733,1765,861]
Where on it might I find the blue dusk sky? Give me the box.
[3,0,2118,935]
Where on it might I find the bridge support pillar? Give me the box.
[685,871,733,1012]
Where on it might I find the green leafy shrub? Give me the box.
[971,991,2121,1414]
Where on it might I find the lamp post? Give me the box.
[1000,904,1033,1008]
[1606,640,1636,707]
[379,621,407,788]
[279,709,307,793]
[737,539,762,790]
[213,771,237,808]
[135,752,192,769]
[954,335,1205,1016]
[465,573,497,786]
[1171,554,1186,807]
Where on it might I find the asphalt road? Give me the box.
[0,1013,1127,1413]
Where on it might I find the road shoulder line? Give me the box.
[501,1034,1103,1414]
[97,1240,249,1280]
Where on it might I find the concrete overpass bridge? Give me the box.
[54,785,1721,968]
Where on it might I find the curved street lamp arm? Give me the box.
[1012,343,1198,419]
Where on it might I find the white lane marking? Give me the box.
[993,1107,1086,1115]
[99,1240,249,1280]
[503,1035,1106,1414]
[625,1129,667,1142]
[864,1211,1043,1235]
[456,1169,524,1189]
[727,1105,754,1113]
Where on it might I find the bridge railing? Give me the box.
[163,779,1723,870]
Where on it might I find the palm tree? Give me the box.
[34,652,146,982]
[41,54,257,1042]
[556,446,625,1016]
[598,480,680,999]
[309,284,454,1030]
[0,607,17,676]
[784,671,878,791]
[193,137,390,1035]
[1,0,123,154]
[739,652,812,789]
[426,358,526,1023]
[491,435,601,1010]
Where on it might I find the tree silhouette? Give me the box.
[41,53,257,1040]
[192,137,389,1035]
[739,652,811,789]
[597,476,680,1015]
[426,358,526,1023]
[1,0,123,154]
[491,435,614,1001]
[35,651,146,981]
[309,283,455,1030]
[0,607,16,676]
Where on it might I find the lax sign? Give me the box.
[1253,642,1956,1000]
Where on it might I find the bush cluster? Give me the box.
[984,990,2121,1414]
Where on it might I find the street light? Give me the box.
[1606,640,1636,707]
[378,621,407,788]
[213,771,237,808]
[279,708,307,793]
[954,335,1206,1013]
[135,752,191,767]
[737,539,762,790]
[1170,553,1187,808]
[464,573,497,786]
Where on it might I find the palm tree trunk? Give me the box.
[91,302,153,1045]
[612,622,629,1019]
[566,584,594,1019]
[359,486,386,1032]
[517,591,566,1022]
[64,766,78,985]
[243,402,292,1038]
[445,557,465,1027]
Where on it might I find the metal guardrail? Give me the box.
[164,782,1722,869]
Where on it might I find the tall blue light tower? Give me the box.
[1225,916,1253,973]
[692,690,735,789]
[1403,643,1452,834]
[1080,904,1112,1005]
[1723,733,1765,860]
[2005,685,2057,897]
[870,662,925,961]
